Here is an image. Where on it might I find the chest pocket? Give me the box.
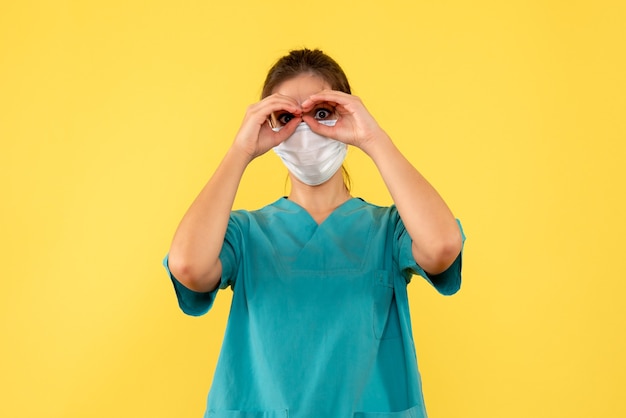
[373,271,402,340]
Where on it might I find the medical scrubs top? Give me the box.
[164,197,464,418]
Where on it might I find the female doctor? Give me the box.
[164,48,464,418]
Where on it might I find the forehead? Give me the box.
[272,73,331,104]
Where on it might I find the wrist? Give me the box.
[359,129,394,158]
[226,143,255,167]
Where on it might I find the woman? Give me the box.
[164,48,464,418]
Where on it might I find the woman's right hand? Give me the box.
[232,93,303,160]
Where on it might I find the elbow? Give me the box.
[439,233,463,271]
[167,254,221,293]
[415,229,463,275]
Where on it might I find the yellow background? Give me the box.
[2,1,625,417]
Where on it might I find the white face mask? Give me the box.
[272,120,347,186]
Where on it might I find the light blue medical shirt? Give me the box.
[164,197,464,418]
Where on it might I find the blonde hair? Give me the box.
[283,165,352,194]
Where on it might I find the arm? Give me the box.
[361,133,462,275]
[302,92,462,275]
[166,148,249,292]
[167,95,303,292]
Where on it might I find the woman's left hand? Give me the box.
[300,90,387,150]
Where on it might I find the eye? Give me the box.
[314,108,333,120]
[277,112,295,125]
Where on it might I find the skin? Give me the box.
[167,73,462,292]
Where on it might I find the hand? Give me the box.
[232,94,303,160]
[300,90,386,150]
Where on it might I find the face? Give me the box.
[269,73,337,129]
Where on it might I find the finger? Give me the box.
[268,94,302,111]
[302,115,342,140]
[301,90,354,111]
[266,105,302,123]
[268,115,303,143]
[251,94,302,122]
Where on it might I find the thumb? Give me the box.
[303,116,338,139]
[270,116,302,144]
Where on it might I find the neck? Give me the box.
[287,170,352,216]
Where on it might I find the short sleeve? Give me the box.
[162,214,244,316]
[395,214,465,296]
[162,254,219,316]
